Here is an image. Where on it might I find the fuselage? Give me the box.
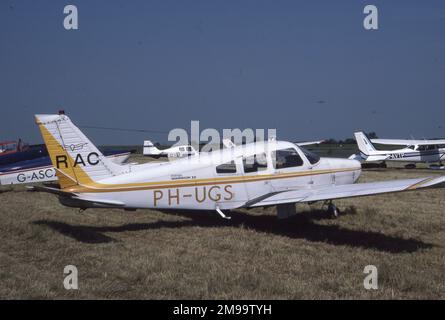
[63,141,362,210]
[362,145,445,163]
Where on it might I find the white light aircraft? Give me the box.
[0,151,130,186]
[144,138,323,160]
[31,114,445,219]
[352,132,445,169]
[143,140,198,159]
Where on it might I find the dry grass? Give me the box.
[0,158,444,299]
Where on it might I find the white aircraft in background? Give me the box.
[143,140,198,159]
[30,114,445,219]
[144,138,324,160]
[0,151,130,186]
[351,132,445,169]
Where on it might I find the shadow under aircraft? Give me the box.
[33,208,432,254]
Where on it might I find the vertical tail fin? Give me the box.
[143,140,161,156]
[35,114,127,189]
[354,131,376,156]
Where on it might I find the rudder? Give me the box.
[354,131,377,156]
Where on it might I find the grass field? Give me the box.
[0,155,444,299]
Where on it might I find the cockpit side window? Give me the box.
[423,145,436,151]
[216,161,237,174]
[272,148,304,169]
[243,153,268,173]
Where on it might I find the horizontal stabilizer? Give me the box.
[28,185,125,208]
[27,185,74,196]
[70,197,126,207]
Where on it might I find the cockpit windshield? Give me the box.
[299,146,321,165]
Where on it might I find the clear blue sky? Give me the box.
[1,0,444,145]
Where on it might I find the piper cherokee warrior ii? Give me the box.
[30,114,445,219]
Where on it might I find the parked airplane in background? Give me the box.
[351,132,445,169]
[30,114,445,219]
[144,139,324,160]
[143,140,198,159]
[0,149,131,185]
[0,140,47,166]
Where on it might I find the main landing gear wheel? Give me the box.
[328,202,340,218]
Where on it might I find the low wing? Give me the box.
[350,153,388,162]
[348,154,364,161]
[296,140,325,146]
[246,176,445,207]
[364,155,389,162]
[371,138,445,146]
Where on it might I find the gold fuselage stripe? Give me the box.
[65,167,359,193]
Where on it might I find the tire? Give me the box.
[328,204,340,218]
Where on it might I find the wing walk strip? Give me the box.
[65,167,360,193]
[243,191,283,207]
[405,177,437,190]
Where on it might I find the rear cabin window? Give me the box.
[272,148,304,169]
[243,153,268,173]
[216,161,237,174]
[419,145,438,151]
